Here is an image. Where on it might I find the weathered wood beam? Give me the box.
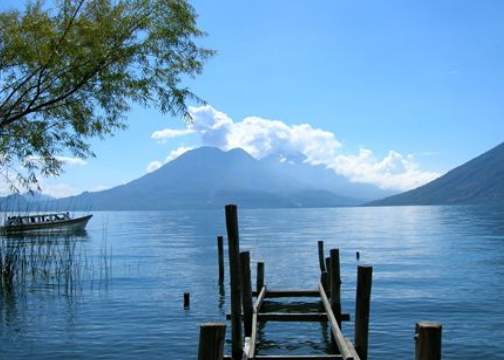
[318,240,326,273]
[225,356,343,360]
[354,265,372,360]
[256,262,265,294]
[225,204,243,359]
[251,289,320,298]
[319,283,356,360]
[329,249,342,327]
[240,251,254,337]
[217,235,225,285]
[256,356,343,360]
[255,286,267,312]
[225,312,350,322]
[198,323,226,360]
[415,322,442,360]
[259,312,328,321]
[248,286,266,359]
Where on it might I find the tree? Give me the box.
[0,0,213,191]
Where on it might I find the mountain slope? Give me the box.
[261,153,394,201]
[369,142,504,206]
[1,147,397,210]
[48,147,364,210]
[0,192,55,211]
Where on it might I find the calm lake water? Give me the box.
[1,205,503,359]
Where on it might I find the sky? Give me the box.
[2,0,504,197]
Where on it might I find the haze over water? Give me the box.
[1,205,503,359]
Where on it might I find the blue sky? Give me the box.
[2,0,504,196]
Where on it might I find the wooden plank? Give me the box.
[243,337,252,360]
[344,338,361,360]
[259,312,328,321]
[319,283,355,360]
[225,356,343,360]
[256,356,343,360]
[249,286,266,359]
[225,312,350,322]
[255,286,267,312]
[262,289,320,298]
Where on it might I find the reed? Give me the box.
[0,233,112,297]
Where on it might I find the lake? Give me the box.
[1,205,503,359]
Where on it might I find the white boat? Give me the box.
[0,213,92,235]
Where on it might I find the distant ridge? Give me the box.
[50,146,362,210]
[1,147,395,210]
[369,142,504,206]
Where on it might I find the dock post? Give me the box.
[240,251,254,337]
[329,249,342,326]
[184,292,190,309]
[225,204,243,359]
[217,235,225,285]
[321,271,329,293]
[355,265,373,360]
[318,241,326,272]
[197,323,226,360]
[325,257,331,297]
[256,261,265,294]
[415,322,442,360]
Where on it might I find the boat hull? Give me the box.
[0,215,93,235]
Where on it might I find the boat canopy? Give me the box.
[6,212,70,226]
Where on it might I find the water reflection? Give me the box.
[255,299,336,355]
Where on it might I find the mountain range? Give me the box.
[3,142,503,210]
[1,146,394,210]
[369,142,504,206]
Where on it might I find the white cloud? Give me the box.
[90,184,110,192]
[24,155,87,167]
[151,128,194,142]
[146,160,163,173]
[150,105,441,191]
[146,146,193,173]
[55,156,87,166]
[42,183,79,198]
[330,149,440,190]
[165,146,193,162]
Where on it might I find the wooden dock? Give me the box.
[197,204,443,360]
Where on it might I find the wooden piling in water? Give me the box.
[415,322,442,360]
[197,323,226,360]
[184,292,190,309]
[217,236,225,285]
[320,272,329,294]
[256,261,265,295]
[355,265,373,360]
[325,257,331,297]
[329,249,342,327]
[240,251,254,337]
[318,241,326,272]
[224,204,242,359]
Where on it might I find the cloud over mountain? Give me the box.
[151,105,440,191]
